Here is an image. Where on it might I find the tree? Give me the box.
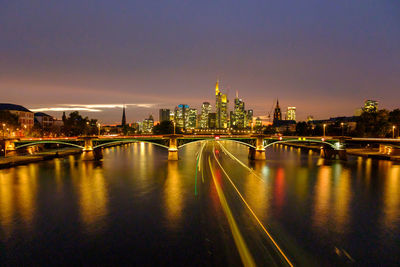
[389,109,400,127]
[0,111,19,128]
[355,110,390,137]
[313,124,323,136]
[296,122,309,136]
[62,111,98,136]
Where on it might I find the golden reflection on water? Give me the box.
[383,165,400,231]
[74,162,108,233]
[164,161,183,229]
[333,169,351,233]
[295,168,309,202]
[0,170,14,236]
[244,161,270,221]
[0,165,38,237]
[313,166,332,229]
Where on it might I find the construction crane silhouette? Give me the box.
[267,99,276,122]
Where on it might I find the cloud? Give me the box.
[30,107,102,112]
[29,103,155,112]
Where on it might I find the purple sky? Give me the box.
[1,0,399,124]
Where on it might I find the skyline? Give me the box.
[5,78,394,125]
[1,1,400,123]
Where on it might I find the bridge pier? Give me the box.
[249,134,266,160]
[167,135,180,160]
[320,148,347,160]
[1,138,18,156]
[81,136,95,161]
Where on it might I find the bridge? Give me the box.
[2,134,347,161]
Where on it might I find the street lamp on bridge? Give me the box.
[341,122,344,136]
[393,125,396,139]
[323,123,327,137]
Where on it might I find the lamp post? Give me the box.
[393,125,396,139]
[97,122,101,136]
[2,123,5,138]
[341,122,344,136]
[323,123,327,137]
[173,121,176,135]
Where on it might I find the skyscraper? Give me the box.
[273,100,282,122]
[186,108,198,129]
[246,109,253,128]
[200,102,211,129]
[174,104,189,129]
[287,107,296,121]
[215,80,228,129]
[232,92,245,128]
[159,109,170,122]
[121,105,127,127]
[142,115,154,133]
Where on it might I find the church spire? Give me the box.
[121,105,126,127]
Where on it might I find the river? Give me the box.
[0,141,399,266]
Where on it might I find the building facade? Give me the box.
[215,81,228,129]
[0,103,34,129]
[287,107,296,121]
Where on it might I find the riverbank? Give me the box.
[346,148,400,161]
[282,143,400,162]
[0,148,82,169]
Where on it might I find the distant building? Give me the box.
[0,103,34,129]
[274,120,296,133]
[287,107,296,121]
[200,102,211,129]
[121,105,127,127]
[364,100,378,113]
[273,100,282,123]
[208,112,216,129]
[255,117,262,129]
[34,112,54,128]
[245,109,253,128]
[169,110,175,122]
[307,115,314,122]
[159,109,170,122]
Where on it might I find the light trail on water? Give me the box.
[212,142,294,267]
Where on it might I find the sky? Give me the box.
[1,0,399,124]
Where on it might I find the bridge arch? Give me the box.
[15,140,84,150]
[264,139,338,150]
[221,139,256,149]
[177,138,256,149]
[93,139,169,150]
